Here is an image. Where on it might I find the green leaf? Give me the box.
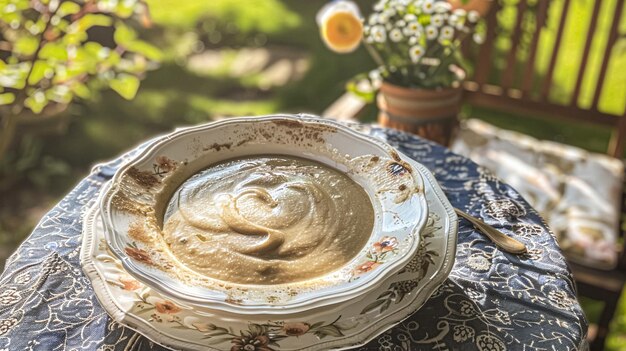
[84,41,105,59]
[109,74,140,99]
[14,35,39,56]
[0,92,16,105]
[24,91,48,113]
[0,63,29,89]
[360,299,385,315]
[128,41,162,61]
[346,75,376,103]
[314,325,344,338]
[48,85,72,104]
[115,1,136,18]
[40,42,69,60]
[77,14,113,31]
[248,324,263,336]
[28,60,52,85]
[57,2,81,16]
[309,321,325,330]
[70,82,91,99]
[114,22,136,46]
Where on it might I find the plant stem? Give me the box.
[364,42,387,69]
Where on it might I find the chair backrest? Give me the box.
[463,0,626,157]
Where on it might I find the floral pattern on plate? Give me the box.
[80,157,456,351]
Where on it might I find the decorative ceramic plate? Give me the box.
[81,156,458,351]
[99,115,428,315]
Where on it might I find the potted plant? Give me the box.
[318,0,483,146]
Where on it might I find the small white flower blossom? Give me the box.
[395,20,406,27]
[385,23,393,31]
[408,36,420,45]
[431,14,444,27]
[448,14,459,25]
[422,0,435,14]
[404,14,417,22]
[378,12,389,24]
[369,14,379,25]
[425,25,438,40]
[384,8,396,18]
[374,1,385,12]
[440,25,454,40]
[468,10,480,23]
[365,35,375,44]
[405,21,421,35]
[389,28,403,42]
[409,45,425,63]
[371,25,387,43]
[453,8,467,17]
[433,1,451,13]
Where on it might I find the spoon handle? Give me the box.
[454,208,527,255]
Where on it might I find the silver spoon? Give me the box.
[454,208,527,255]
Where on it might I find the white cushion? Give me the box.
[452,119,624,270]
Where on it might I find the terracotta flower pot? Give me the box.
[377,81,463,146]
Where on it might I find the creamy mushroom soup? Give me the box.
[163,155,374,285]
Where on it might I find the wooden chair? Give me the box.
[323,1,626,349]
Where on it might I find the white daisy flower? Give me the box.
[468,10,480,23]
[389,28,403,42]
[422,0,435,14]
[409,45,425,63]
[408,35,420,45]
[371,25,387,43]
[374,1,385,12]
[369,14,379,25]
[473,33,485,44]
[395,20,406,27]
[384,8,396,18]
[378,12,389,24]
[453,8,467,17]
[425,25,438,40]
[433,1,451,13]
[365,35,375,44]
[431,14,444,27]
[440,25,454,40]
[386,23,393,31]
[448,14,459,25]
[405,20,421,35]
[404,13,417,22]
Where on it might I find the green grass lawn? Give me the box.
[1,0,626,348]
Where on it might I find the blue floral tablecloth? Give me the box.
[0,125,588,351]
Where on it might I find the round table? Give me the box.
[0,125,588,351]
